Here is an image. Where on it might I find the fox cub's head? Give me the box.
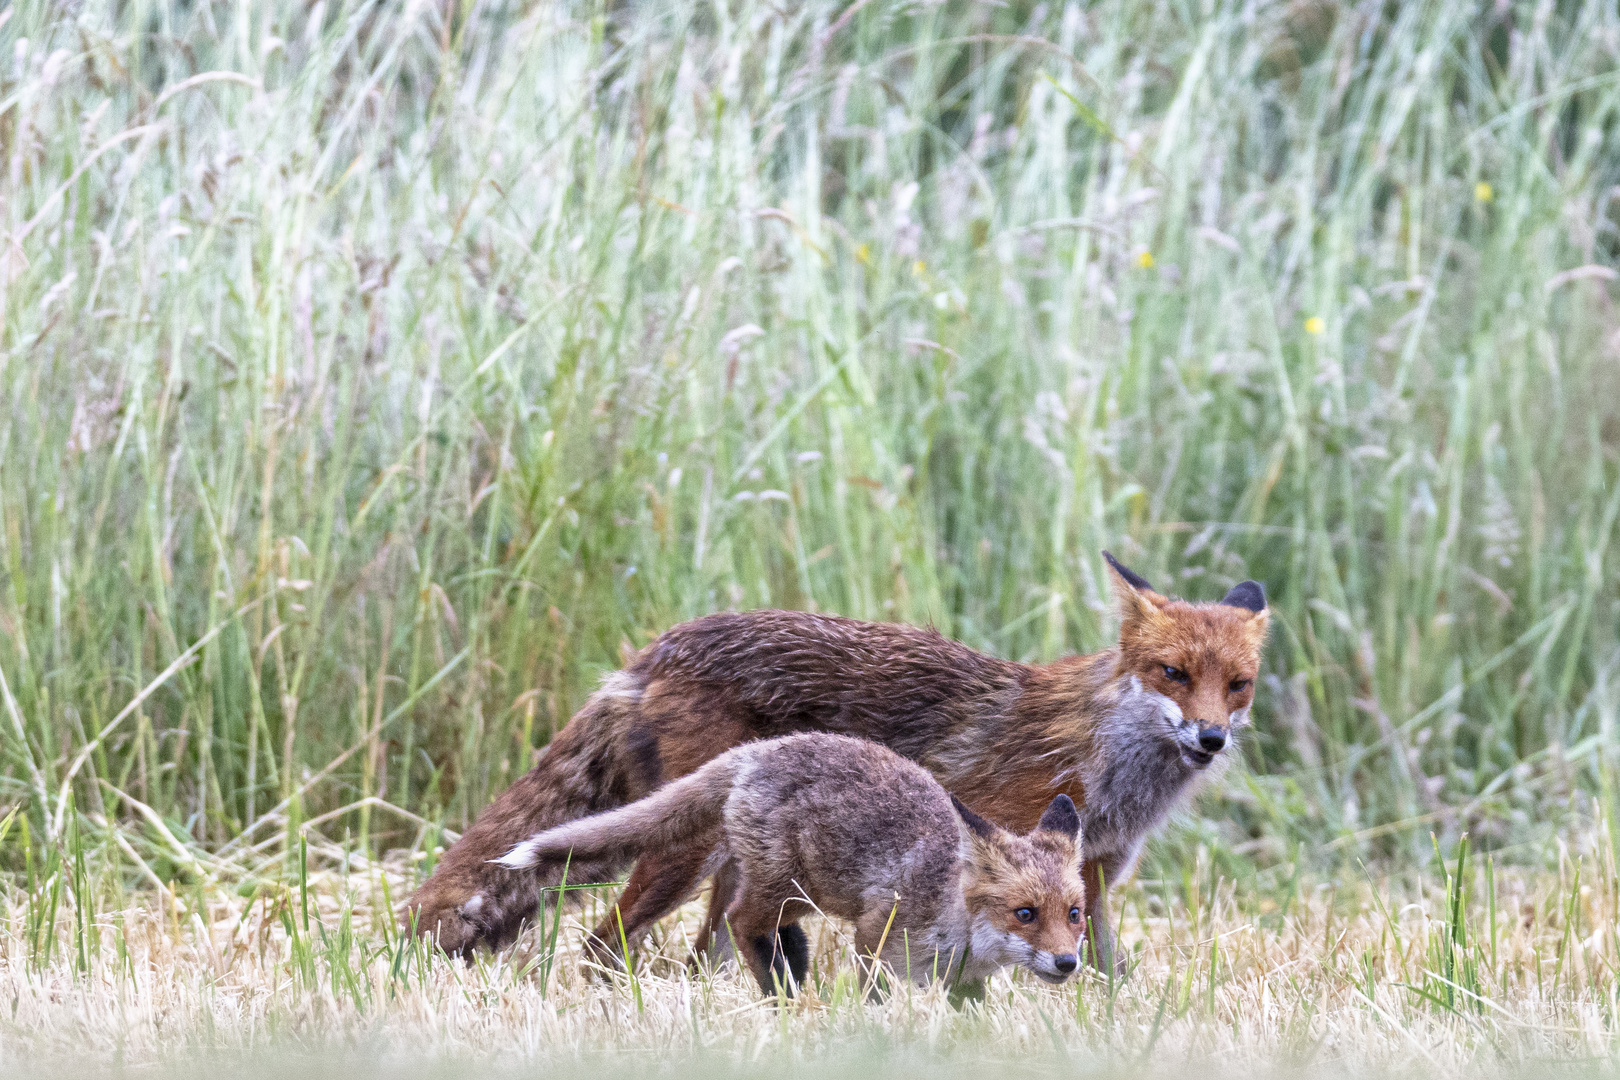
[952,794,1085,983]
[1104,551,1269,771]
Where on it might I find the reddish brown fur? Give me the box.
[1116,585,1268,747]
[406,554,1268,971]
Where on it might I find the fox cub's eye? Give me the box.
[1068,907,1082,924]
[1014,907,1036,924]
[1228,679,1250,694]
[1162,665,1189,683]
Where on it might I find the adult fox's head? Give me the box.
[1103,551,1269,772]
[953,793,1086,983]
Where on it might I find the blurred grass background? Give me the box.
[0,0,1618,885]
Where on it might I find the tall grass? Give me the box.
[0,0,1618,883]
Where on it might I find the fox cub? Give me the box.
[498,732,1086,995]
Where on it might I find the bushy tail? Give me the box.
[498,754,739,871]
[405,674,649,953]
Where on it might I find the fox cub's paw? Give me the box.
[947,978,986,1009]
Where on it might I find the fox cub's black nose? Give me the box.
[1197,727,1227,753]
[1053,953,1078,974]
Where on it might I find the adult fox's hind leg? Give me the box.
[583,680,754,969]
[582,841,716,970]
[409,673,757,956]
[692,859,742,968]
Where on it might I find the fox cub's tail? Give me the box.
[498,754,741,870]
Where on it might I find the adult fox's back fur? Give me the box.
[408,553,1269,963]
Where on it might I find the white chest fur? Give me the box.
[1074,676,1217,861]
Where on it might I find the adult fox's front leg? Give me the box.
[1081,855,1129,976]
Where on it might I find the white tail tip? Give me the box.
[495,838,539,869]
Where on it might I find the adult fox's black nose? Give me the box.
[1197,726,1227,753]
[1053,953,1078,975]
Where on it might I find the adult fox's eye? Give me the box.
[1069,907,1082,924]
[1163,665,1189,683]
[1014,907,1036,924]
[1229,679,1250,693]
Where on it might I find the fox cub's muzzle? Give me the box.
[1031,950,1081,984]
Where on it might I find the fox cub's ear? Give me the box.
[950,795,997,840]
[1035,794,1081,842]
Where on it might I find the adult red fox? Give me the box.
[407,552,1268,971]
[497,732,1086,995]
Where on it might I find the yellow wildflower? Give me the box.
[1475,181,1493,203]
[1304,316,1325,335]
[1137,250,1155,269]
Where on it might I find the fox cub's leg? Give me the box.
[724,883,803,998]
[777,924,810,988]
[584,841,714,970]
[688,861,803,983]
[704,889,806,987]
[947,977,986,1009]
[852,907,905,999]
[745,930,796,998]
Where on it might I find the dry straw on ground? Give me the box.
[6,827,1620,1078]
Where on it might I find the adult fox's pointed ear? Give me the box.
[1035,793,1081,843]
[1220,580,1266,613]
[1103,550,1168,628]
[951,795,997,841]
[1220,579,1270,645]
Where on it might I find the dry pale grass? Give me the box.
[6,829,1620,1080]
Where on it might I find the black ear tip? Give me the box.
[1037,793,1082,839]
[952,794,995,838]
[1220,579,1267,612]
[1102,551,1156,594]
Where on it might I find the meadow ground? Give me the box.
[8,825,1620,1078]
[2,0,1620,1074]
